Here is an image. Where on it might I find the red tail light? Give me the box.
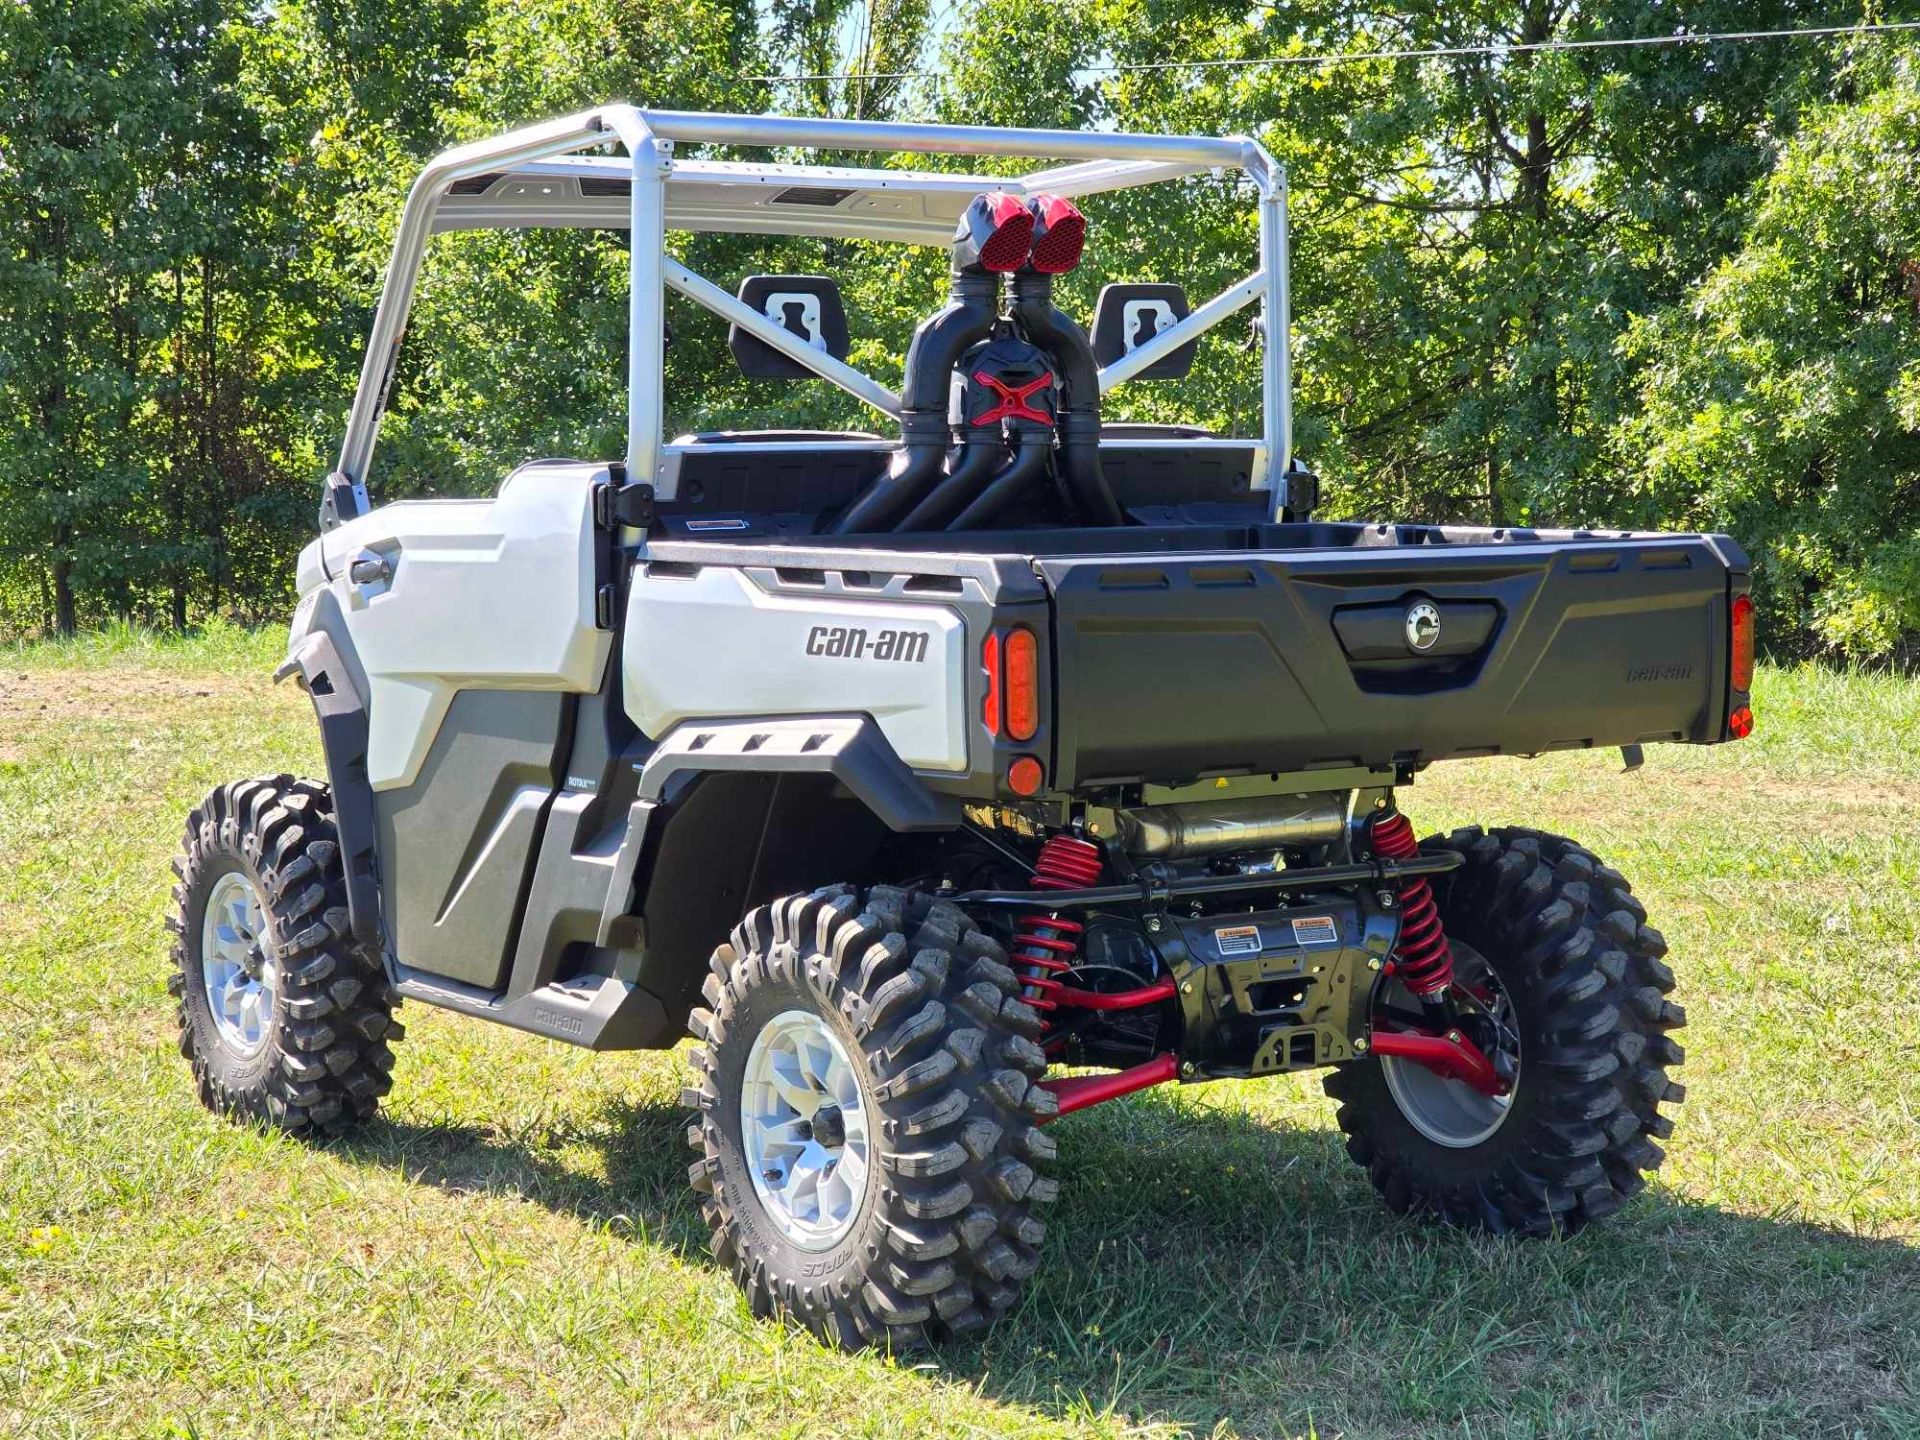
[982,633,1003,736]
[1026,194,1086,274]
[1731,592,1755,692]
[984,628,1040,740]
[1729,705,1755,739]
[1005,626,1039,741]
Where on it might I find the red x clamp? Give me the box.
[972,370,1054,426]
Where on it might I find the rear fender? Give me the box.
[607,717,964,1032]
[636,714,963,829]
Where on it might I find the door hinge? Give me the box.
[1280,460,1319,523]
[595,473,656,532]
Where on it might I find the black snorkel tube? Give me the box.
[897,428,1006,530]
[832,189,1126,533]
[1008,196,1124,528]
[947,424,1055,530]
[904,334,1056,530]
[830,192,1032,534]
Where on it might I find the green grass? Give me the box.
[1,639,1915,1438]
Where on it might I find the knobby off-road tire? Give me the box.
[684,885,1059,1349]
[169,776,401,1135]
[1325,827,1686,1237]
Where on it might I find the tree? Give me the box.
[1628,48,1920,659]
[939,0,1848,519]
[2,0,1916,659]
[0,0,167,632]
[0,0,303,632]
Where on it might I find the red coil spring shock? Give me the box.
[1368,809,1455,997]
[1013,834,1104,1018]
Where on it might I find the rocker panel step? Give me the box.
[390,966,670,1051]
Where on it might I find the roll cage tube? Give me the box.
[324,107,1293,540]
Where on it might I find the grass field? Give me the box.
[1,627,1915,1438]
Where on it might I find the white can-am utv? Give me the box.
[170,107,1745,1350]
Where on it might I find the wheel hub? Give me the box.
[809,1103,847,1149]
[1378,943,1522,1149]
[200,871,277,1057]
[739,1010,871,1250]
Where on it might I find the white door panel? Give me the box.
[623,567,968,772]
[292,463,612,791]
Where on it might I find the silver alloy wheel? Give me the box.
[200,871,277,1057]
[1379,953,1521,1149]
[740,1009,872,1250]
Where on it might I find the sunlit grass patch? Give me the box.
[0,639,1913,1438]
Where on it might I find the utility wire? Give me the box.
[748,18,1920,85]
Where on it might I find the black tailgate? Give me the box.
[1041,535,1744,787]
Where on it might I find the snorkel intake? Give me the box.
[832,191,1122,533]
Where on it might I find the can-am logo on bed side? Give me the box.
[805,625,930,663]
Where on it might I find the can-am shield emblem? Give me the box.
[1404,600,1442,653]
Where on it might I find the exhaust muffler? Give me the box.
[1116,794,1347,858]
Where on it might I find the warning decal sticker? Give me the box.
[1289,914,1340,947]
[1213,924,1263,956]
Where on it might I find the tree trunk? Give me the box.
[1517,1,1554,223]
[197,250,218,631]
[170,266,189,631]
[51,542,75,637]
[1517,2,1558,446]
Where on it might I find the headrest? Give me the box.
[1091,283,1195,379]
[728,275,851,378]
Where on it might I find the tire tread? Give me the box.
[684,884,1055,1349]
[1326,825,1683,1238]
[171,775,398,1137]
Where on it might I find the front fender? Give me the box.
[275,620,381,946]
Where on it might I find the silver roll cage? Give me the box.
[334,106,1292,520]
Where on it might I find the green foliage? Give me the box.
[2,0,1919,658]
[1627,58,1920,659]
